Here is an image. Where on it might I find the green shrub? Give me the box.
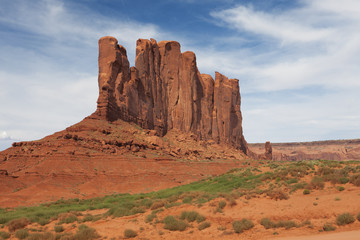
[337,186,345,191]
[163,216,187,231]
[124,229,137,238]
[336,213,355,226]
[198,221,211,230]
[8,218,30,232]
[73,224,99,240]
[54,225,64,233]
[15,229,29,239]
[323,223,336,231]
[218,201,226,209]
[303,189,310,195]
[196,215,206,223]
[0,231,10,239]
[232,219,254,233]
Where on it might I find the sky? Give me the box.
[0,0,359,150]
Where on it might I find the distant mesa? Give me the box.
[90,36,251,155]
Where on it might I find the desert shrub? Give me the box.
[8,218,30,232]
[309,176,325,190]
[260,218,297,229]
[182,196,193,204]
[139,198,153,208]
[196,215,206,223]
[266,189,289,200]
[59,214,77,224]
[27,232,55,240]
[15,229,29,239]
[336,213,355,226]
[0,231,10,239]
[232,219,254,233]
[349,174,360,186]
[323,223,336,231]
[260,218,275,229]
[276,220,297,229]
[180,211,201,222]
[339,177,349,184]
[337,186,345,191]
[218,201,226,209]
[81,214,94,222]
[38,218,49,226]
[227,198,237,207]
[303,189,310,195]
[124,229,137,238]
[151,200,165,210]
[73,224,99,240]
[198,221,211,230]
[145,213,156,223]
[131,207,145,214]
[54,225,64,233]
[357,212,360,222]
[163,216,187,231]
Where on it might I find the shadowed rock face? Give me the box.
[93,36,249,154]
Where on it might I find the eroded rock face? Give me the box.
[93,36,249,154]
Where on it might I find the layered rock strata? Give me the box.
[93,36,249,154]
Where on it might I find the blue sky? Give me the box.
[1,0,360,150]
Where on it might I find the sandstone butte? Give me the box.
[0,36,265,207]
[92,36,250,155]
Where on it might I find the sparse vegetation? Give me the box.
[336,213,355,226]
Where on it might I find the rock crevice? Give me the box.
[93,36,249,154]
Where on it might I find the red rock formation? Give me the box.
[93,36,249,153]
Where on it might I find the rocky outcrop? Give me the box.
[265,141,272,160]
[93,36,249,154]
